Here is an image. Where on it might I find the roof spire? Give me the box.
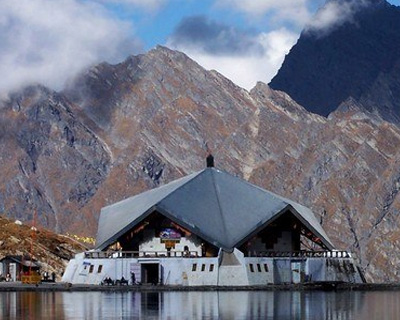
[206,154,214,168]
[205,141,214,168]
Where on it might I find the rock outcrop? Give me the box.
[0,216,86,277]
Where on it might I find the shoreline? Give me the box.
[1,282,400,292]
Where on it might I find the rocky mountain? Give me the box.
[0,215,85,277]
[1,46,400,282]
[0,86,112,233]
[269,0,400,123]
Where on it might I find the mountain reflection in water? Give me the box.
[0,290,400,319]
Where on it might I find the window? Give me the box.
[201,264,206,272]
[264,264,269,272]
[98,265,103,273]
[249,264,254,272]
[89,265,94,273]
[192,264,197,272]
[209,264,214,272]
[257,264,262,272]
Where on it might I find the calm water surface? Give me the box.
[1,290,400,319]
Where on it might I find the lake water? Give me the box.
[0,290,400,319]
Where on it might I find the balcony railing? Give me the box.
[83,250,351,259]
[252,251,352,258]
[84,250,200,259]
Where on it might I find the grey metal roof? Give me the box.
[96,168,334,251]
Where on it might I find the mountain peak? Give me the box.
[269,0,400,124]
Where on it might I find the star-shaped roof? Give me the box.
[96,168,334,251]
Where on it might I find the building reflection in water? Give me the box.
[1,289,400,319]
[0,291,65,320]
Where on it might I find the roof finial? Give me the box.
[205,142,214,168]
[206,153,214,168]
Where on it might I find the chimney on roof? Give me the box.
[206,154,214,168]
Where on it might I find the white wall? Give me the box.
[218,249,248,286]
[161,258,219,286]
[218,265,248,286]
[62,254,273,286]
[139,234,202,256]
[61,252,363,285]
[245,258,274,285]
[62,255,219,286]
[62,255,133,285]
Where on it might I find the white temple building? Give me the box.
[62,161,364,286]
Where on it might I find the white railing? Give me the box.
[253,251,351,258]
[84,250,199,259]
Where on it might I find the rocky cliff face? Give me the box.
[1,46,400,282]
[269,0,400,124]
[0,86,112,233]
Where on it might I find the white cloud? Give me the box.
[306,0,371,34]
[0,0,141,94]
[168,28,298,90]
[95,0,166,11]
[169,0,376,90]
[216,0,314,26]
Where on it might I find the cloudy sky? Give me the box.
[1,0,399,93]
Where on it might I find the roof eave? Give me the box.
[95,206,156,250]
[286,205,335,250]
[232,206,289,249]
[96,204,232,252]
[232,204,335,251]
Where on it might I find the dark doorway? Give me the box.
[141,263,159,284]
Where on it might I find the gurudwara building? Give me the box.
[62,160,364,286]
